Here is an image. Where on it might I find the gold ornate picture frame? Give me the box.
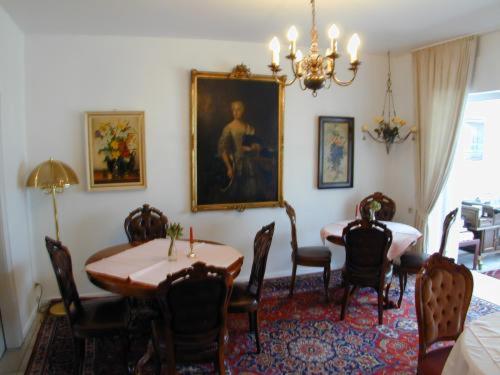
[85,111,146,191]
[191,65,285,212]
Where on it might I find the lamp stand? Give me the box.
[49,185,65,315]
[50,186,60,241]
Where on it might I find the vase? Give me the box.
[369,209,376,221]
[168,238,177,261]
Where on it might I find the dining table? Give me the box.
[85,238,244,298]
[320,219,422,260]
[85,238,244,373]
[442,311,500,375]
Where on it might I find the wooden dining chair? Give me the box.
[124,203,169,243]
[284,201,332,301]
[359,192,396,221]
[151,262,233,375]
[415,253,473,374]
[340,219,393,325]
[395,208,458,307]
[228,222,275,353]
[45,237,130,374]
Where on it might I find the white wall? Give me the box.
[471,30,500,93]
[0,6,36,347]
[25,34,416,300]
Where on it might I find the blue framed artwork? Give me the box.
[318,116,354,189]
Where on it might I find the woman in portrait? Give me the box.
[218,100,264,201]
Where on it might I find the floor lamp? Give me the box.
[27,158,79,315]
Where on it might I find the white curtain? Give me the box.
[413,36,477,253]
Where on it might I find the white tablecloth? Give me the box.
[442,312,500,375]
[85,239,243,287]
[320,220,422,260]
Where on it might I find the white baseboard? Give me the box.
[21,306,38,340]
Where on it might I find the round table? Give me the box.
[442,311,500,375]
[85,239,244,298]
[320,220,422,260]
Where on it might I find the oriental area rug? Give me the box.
[26,271,499,374]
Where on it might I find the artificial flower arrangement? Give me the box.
[368,200,382,220]
[371,115,407,145]
[167,222,183,260]
[95,120,137,178]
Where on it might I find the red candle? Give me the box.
[189,226,193,244]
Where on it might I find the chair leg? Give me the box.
[323,264,331,302]
[252,311,261,354]
[214,349,226,375]
[398,270,405,308]
[340,284,351,321]
[377,289,384,325]
[403,272,408,292]
[289,262,297,297]
[384,282,391,306]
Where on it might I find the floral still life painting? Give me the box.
[86,111,146,191]
[318,116,354,189]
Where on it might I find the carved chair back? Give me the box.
[45,236,82,326]
[124,204,168,243]
[415,254,473,366]
[438,208,458,256]
[155,262,232,364]
[284,201,299,257]
[342,219,393,288]
[359,192,396,221]
[247,222,275,301]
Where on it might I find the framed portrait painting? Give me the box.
[318,116,354,189]
[85,111,146,191]
[191,65,285,211]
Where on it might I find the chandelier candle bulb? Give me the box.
[287,26,298,55]
[269,36,280,65]
[328,24,339,53]
[347,33,360,63]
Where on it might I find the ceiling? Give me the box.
[1,0,499,53]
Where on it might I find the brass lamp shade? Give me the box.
[26,158,79,190]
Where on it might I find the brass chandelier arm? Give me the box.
[331,65,359,86]
[363,130,388,143]
[393,129,416,143]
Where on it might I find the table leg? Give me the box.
[478,231,485,271]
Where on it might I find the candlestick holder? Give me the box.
[187,243,196,258]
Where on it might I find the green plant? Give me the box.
[369,200,382,212]
[167,223,183,240]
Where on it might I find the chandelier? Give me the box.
[362,52,417,153]
[267,0,361,96]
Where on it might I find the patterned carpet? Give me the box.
[26,271,499,374]
[483,269,500,280]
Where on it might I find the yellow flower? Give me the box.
[116,120,128,131]
[110,140,119,149]
[111,150,120,159]
[99,122,110,133]
[374,116,384,124]
[399,119,407,126]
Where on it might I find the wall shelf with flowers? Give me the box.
[362,52,417,153]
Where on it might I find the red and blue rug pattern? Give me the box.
[482,268,500,280]
[26,271,499,374]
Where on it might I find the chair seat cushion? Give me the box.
[399,252,427,272]
[419,346,453,375]
[228,282,258,313]
[342,264,393,287]
[73,296,129,337]
[296,246,331,263]
[152,320,219,363]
